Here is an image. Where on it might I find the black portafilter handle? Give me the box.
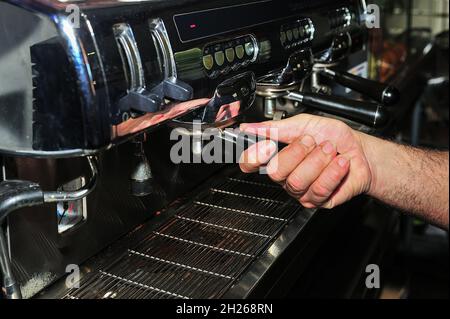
[286,92,389,128]
[321,69,400,106]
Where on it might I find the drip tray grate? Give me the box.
[63,172,303,299]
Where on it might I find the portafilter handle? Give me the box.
[218,128,288,160]
[321,69,400,106]
[286,92,389,128]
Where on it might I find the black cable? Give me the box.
[58,202,70,225]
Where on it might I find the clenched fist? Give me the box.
[239,114,373,209]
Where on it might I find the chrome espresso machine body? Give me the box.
[0,0,399,299]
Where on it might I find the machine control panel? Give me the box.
[280,18,315,50]
[202,35,259,78]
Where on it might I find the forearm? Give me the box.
[360,133,449,230]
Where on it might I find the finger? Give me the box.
[300,156,350,208]
[266,135,316,183]
[239,140,278,173]
[285,141,337,197]
[240,114,313,144]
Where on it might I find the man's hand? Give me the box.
[239,113,449,229]
[239,114,373,209]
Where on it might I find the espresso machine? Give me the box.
[0,0,401,299]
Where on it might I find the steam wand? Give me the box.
[0,156,98,299]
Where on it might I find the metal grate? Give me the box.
[63,172,302,299]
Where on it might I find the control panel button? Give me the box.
[202,55,214,71]
[225,47,235,63]
[286,29,293,41]
[280,31,287,44]
[299,26,305,38]
[245,42,255,57]
[235,45,245,59]
[214,51,225,66]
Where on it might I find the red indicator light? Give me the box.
[190,24,197,29]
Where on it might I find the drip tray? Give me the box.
[61,172,305,299]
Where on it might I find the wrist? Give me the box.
[356,131,383,198]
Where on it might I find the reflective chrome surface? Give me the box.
[171,72,256,129]
[43,156,99,203]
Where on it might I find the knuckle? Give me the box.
[239,163,251,173]
[311,183,330,199]
[333,119,350,132]
[327,166,344,184]
[290,142,308,158]
[239,155,257,173]
[266,158,284,182]
[286,174,307,195]
[310,151,330,168]
[268,170,285,183]
[238,151,249,163]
